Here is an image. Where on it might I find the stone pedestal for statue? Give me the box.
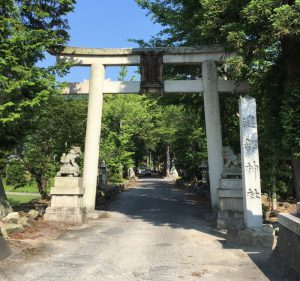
[44,177,86,224]
[217,178,244,230]
[217,147,244,230]
[44,147,86,224]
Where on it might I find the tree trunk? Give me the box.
[292,157,300,202]
[271,165,278,210]
[281,37,300,201]
[166,145,170,176]
[37,178,50,200]
[0,177,12,218]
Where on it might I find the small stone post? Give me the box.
[239,96,263,228]
[100,160,108,186]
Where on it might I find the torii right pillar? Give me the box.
[202,61,223,210]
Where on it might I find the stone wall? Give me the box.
[274,212,300,276]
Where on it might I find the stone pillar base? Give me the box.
[217,179,244,230]
[44,177,86,224]
[227,224,275,248]
[217,210,244,230]
[44,207,86,224]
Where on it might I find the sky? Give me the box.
[46,0,162,82]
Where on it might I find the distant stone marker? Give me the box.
[239,96,263,228]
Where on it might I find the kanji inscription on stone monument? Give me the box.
[239,96,263,228]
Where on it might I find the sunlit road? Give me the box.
[0,179,282,280]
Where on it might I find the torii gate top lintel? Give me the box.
[55,45,234,67]
[55,45,228,57]
[57,45,248,95]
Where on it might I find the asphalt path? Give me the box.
[0,178,284,281]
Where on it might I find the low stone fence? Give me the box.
[274,202,300,276]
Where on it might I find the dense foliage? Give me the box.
[136,0,300,200]
[2,0,300,204]
[0,0,76,200]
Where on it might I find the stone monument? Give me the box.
[227,96,274,248]
[44,146,86,224]
[239,97,263,228]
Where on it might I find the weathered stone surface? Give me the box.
[53,177,84,190]
[218,189,243,198]
[44,207,86,224]
[217,178,244,230]
[297,202,300,216]
[56,146,81,177]
[219,197,243,212]
[217,210,244,230]
[276,211,300,275]
[86,210,104,220]
[56,45,227,56]
[51,195,83,208]
[227,224,275,248]
[278,213,300,235]
[0,223,24,239]
[221,146,241,179]
[51,186,84,196]
[274,224,300,276]
[45,176,85,224]
[3,212,20,223]
[27,209,39,220]
[239,96,263,229]
[17,216,31,228]
[220,179,242,189]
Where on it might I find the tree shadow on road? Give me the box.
[102,179,225,238]
[101,179,290,281]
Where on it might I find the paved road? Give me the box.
[0,179,283,281]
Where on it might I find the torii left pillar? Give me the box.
[83,64,105,211]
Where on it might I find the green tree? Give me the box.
[136,0,300,199]
[100,94,158,182]
[0,0,76,212]
[11,96,87,199]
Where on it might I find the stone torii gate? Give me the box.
[55,46,249,213]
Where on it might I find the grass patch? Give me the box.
[4,183,38,193]
[7,194,40,207]
[4,178,54,193]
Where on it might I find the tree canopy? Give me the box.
[136,0,300,199]
[0,0,76,207]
